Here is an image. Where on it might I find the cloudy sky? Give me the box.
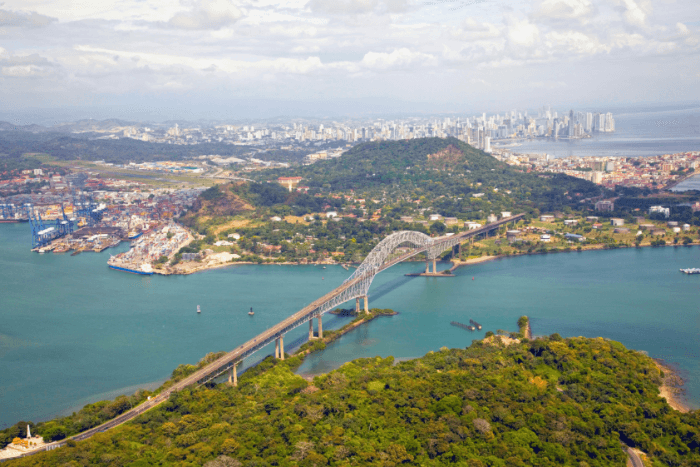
[1,0,699,122]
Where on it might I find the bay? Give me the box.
[1,222,699,429]
[499,105,700,158]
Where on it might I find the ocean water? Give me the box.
[1,223,699,428]
[672,174,700,192]
[500,105,700,158]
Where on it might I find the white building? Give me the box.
[649,206,670,218]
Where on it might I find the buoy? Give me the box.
[472,277,475,280]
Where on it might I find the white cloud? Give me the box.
[612,0,652,28]
[73,45,326,77]
[451,18,501,41]
[306,0,410,16]
[0,52,57,78]
[1,0,700,117]
[531,0,594,23]
[307,0,378,15]
[0,8,56,28]
[168,0,243,30]
[545,30,607,55]
[676,22,689,36]
[506,17,540,48]
[360,48,434,70]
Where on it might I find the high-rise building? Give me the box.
[605,113,615,132]
[568,110,575,137]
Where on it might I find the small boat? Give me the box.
[248,307,254,316]
[197,305,201,314]
[323,266,326,269]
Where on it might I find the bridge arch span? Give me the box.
[344,230,432,286]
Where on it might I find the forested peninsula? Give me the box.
[4,332,699,466]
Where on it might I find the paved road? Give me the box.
[626,447,645,467]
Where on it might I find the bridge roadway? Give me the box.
[15,213,524,459]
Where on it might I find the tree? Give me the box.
[430,221,446,234]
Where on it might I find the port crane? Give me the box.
[25,203,64,249]
[72,191,105,227]
[0,203,17,220]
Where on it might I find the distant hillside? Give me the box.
[260,137,605,213]
[180,181,346,232]
[180,184,254,226]
[0,130,261,164]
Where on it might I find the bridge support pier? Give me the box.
[425,261,430,274]
[318,314,323,339]
[364,295,369,314]
[228,363,238,387]
[309,320,314,339]
[432,259,437,273]
[280,335,284,361]
[355,297,360,313]
[275,338,279,359]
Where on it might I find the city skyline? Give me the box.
[1,0,699,122]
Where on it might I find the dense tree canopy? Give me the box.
[7,335,699,466]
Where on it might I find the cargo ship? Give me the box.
[680,268,700,274]
[127,231,143,240]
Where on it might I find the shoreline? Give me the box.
[153,239,699,276]
[653,359,691,413]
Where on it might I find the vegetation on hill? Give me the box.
[174,138,611,264]
[256,138,605,213]
[0,130,270,164]
[5,335,699,466]
[180,184,255,226]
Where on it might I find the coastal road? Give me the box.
[626,447,645,467]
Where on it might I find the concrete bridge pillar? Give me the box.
[228,363,238,387]
[309,320,314,339]
[364,295,369,314]
[425,261,430,274]
[280,334,285,361]
[355,297,360,313]
[318,314,323,339]
[432,258,437,274]
[275,337,280,359]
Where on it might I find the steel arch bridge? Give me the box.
[188,213,524,387]
[19,214,524,457]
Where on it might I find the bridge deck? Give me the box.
[16,213,524,458]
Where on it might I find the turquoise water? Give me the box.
[1,223,699,428]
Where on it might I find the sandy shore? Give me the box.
[654,359,690,413]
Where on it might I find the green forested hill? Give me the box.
[9,335,699,467]
[258,138,605,214]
